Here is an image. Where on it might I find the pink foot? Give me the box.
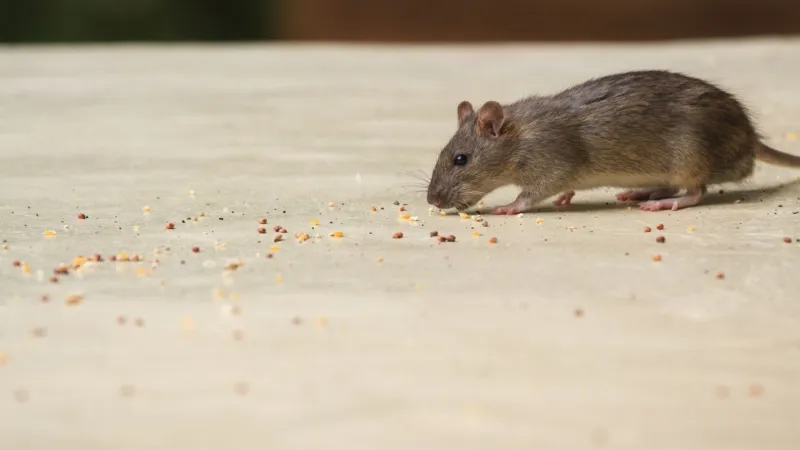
[616,188,679,202]
[638,187,704,211]
[493,206,521,215]
[553,191,576,206]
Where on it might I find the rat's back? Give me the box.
[555,70,758,184]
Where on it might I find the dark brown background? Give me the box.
[281,0,800,42]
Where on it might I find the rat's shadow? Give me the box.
[459,179,800,215]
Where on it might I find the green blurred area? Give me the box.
[0,0,278,42]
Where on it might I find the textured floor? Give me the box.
[1,39,800,450]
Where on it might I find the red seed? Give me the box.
[273,225,281,232]
[715,272,725,280]
[12,260,21,267]
[53,266,69,275]
[191,247,200,253]
[643,227,652,233]
[652,254,662,261]
[656,224,664,230]
[430,231,438,237]
[257,227,266,234]
[446,235,456,242]
[77,213,87,220]
[166,222,175,230]
[258,218,267,224]
[783,237,792,244]
[90,254,103,262]
[488,237,498,244]
[392,232,404,239]
[437,236,447,243]
[279,227,287,234]
[656,236,666,243]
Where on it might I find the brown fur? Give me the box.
[426,70,800,212]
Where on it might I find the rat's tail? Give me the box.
[756,143,800,168]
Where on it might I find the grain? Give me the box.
[656,236,665,243]
[77,213,86,220]
[643,227,652,233]
[656,224,664,230]
[446,235,456,242]
[165,222,175,230]
[489,237,498,244]
[392,232,403,239]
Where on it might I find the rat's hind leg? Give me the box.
[639,186,707,211]
[616,187,680,202]
[553,190,576,206]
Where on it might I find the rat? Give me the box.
[425,70,800,214]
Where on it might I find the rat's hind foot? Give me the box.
[616,188,680,202]
[553,191,576,207]
[638,187,705,211]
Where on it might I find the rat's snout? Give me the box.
[427,184,447,208]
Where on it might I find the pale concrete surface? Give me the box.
[1,40,800,450]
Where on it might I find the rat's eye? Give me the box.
[453,154,468,166]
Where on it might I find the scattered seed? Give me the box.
[652,254,662,262]
[134,318,145,327]
[472,231,480,237]
[165,222,175,230]
[399,206,406,212]
[393,200,400,206]
[574,308,584,318]
[437,236,447,243]
[66,294,83,305]
[43,230,57,237]
[12,260,21,267]
[279,227,287,233]
[644,227,652,233]
[257,227,266,234]
[715,272,725,280]
[77,213,86,220]
[327,201,335,207]
[392,232,403,239]
[330,231,344,238]
[142,205,151,213]
[370,206,377,212]
[458,212,470,219]
[272,234,283,243]
[481,220,489,227]
[446,235,456,242]
[656,224,664,230]
[258,218,267,224]
[399,213,411,220]
[48,276,59,284]
[376,257,384,263]
[687,226,695,232]
[783,237,792,243]
[748,383,765,398]
[656,236,665,243]
[489,237,498,244]
[192,247,200,253]
[430,231,438,237]
[54,265,69,275]
[117,316,127,326]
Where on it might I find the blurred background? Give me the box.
[2,0,800,43]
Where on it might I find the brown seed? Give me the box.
[748,383,765,398]
[429,231,438,237]
[273,225,281,232]
[481,220,489,227]
[272,234,283,243]
[40,295,50,303]
[652,254,662,262]
[437,236,447,243]
[370,206,377,212]
[192,247,200,253]
[783,237,792,243]
[77,213,86,220]
[233,382,250,396]
[12,260,21,267]
[90,254,103,262]
[117,316,127,326]
[66,294,82,305]
[656,223,664,230]
[488,237,498,244]
[109,255,117,262]
[165,222,175,230]
[54,265,69,275]
[656,236,666,243]
[715,272,725,280]
[13,388,29,403]
[392,232,404,239]
[257,227,266,234]
[643,227,652,233]
[49,276,59,284]
[574,308,584,318]
[279,227,287,233]
[258,218,267,225]
[119,384,137,398]
[446,235,456,242]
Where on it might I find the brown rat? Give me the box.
[426,70,800,214]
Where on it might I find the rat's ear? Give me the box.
[457,101,474,127]
[477,101,504,138]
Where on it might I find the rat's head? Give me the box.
[427,100,512,210]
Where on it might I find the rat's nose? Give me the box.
[427,189,442,207]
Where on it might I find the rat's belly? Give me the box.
[573,173,674,189]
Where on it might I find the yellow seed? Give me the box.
[43,230,57,237]
[275,275,284,284]
[399,213,412,220]
[72,256,88,268]
[330,231,344,238]
[536,218,544,224]
[459,212,470,219]
[188,190,195,196]
[439,211,447,216]
[327,201,335,207]
[377,257,384,263]
[21,263,31,274]
[117,252,129,262]
[142,205,151,213]
[135,267,148,276]
[687,226,695,232]
[66,294,83,306]
[213,289,225,299]
[472,231,481,237]
[269,244,280,252]
[316,317,328,328]
[310,219,320,226]
[0,350,7,365]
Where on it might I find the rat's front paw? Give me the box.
[493,206,521,215]
[553,191,575,206]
